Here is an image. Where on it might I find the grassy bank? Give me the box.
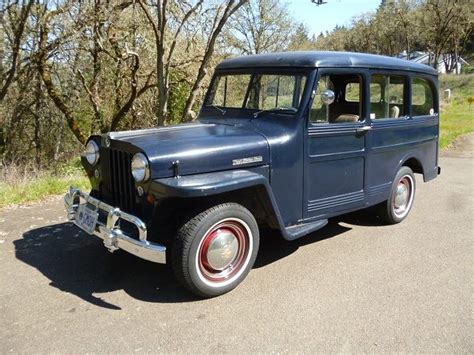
[439,74,474,148]
[0,159,90,208]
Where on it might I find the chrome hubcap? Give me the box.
[206,229,239,271]
[197,219,251,284]
[393,176,413,217]
[394,182,409,209]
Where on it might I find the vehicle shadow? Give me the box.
[15,211,383,308]
[255,209,385,268]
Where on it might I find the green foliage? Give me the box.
[168,71,192,125]
[54,156,85,176]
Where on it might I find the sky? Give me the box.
[288,0,381,37]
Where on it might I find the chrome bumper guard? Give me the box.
[64,187,166,264]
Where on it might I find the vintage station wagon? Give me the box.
[64,51,440,297]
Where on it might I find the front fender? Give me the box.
[149,167,329,241]
[149,167,288,236]
[151,167,272,198]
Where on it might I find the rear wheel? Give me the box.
[378,166,416,224]
[172,203,259,298]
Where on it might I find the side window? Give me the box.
[370,83,381,103]
[370,74,406,119]
[412,77,435,116]
[310,74,362,124]
[345,82,360,102]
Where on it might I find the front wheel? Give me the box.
[172,203,259,298]
[378,166,416,224]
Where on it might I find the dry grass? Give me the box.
[0,159,90,208]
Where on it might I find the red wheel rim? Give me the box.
[197,219,250,284]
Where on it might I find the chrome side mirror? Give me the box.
[320,89,335,105]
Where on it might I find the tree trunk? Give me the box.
[34,73,42,169]
[37,25,87,144]
[156,0,168,126]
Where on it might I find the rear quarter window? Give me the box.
[412,77,435,116]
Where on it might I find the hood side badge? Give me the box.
[232,156,263,166]
[172,160,181,178]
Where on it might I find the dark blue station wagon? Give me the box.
[65,51,441,297]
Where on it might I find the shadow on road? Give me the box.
[255,209,385,268]
[15,211,382,308]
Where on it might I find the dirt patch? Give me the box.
[440,132,474,159]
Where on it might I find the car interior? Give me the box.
[310,73,408,123]
[310,74,362,123]
[370,74,405,119]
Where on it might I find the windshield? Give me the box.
[205,72,307,114]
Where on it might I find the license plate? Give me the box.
[75,204,98,235]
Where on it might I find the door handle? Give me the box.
[356,126,371,134]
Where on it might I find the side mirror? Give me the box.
[320,89,335,105]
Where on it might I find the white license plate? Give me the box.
[75,204,98,235]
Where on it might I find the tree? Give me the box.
[420,0,473,68]
[0,0,34,103]
[137,0,204,125]
[288,24,314,51]
[182,0,249,121]
[226,0,294,55]
[138,0,248,124]
[35,1,156,144]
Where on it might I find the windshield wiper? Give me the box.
[208,104,226,116]
[253,107,297,118]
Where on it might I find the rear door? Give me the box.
[365,71,439,205]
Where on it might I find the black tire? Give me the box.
[172,203,259,298]
[378,166,416,224]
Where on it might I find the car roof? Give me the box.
[216,51,437,75]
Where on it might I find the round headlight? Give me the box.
[84,140,100,165]
[131,153,150,182]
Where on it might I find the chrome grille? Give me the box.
[109,148,135,213]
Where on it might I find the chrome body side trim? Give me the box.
[64,187,166,264]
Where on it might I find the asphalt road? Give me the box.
[1,134,473,353]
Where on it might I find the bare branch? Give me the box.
[110,47,140,131]
[0,0,34,103]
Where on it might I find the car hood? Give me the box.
[109,123,270,179]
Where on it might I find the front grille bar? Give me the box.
[109,149,135,214]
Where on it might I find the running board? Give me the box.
[283,219,328,241]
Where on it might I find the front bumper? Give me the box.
[64,187,166,264]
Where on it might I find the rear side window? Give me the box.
[370,74,406,119]
[412,77,435,116]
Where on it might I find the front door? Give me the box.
[303,69,370,220]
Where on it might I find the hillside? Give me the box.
[439,74,474,148]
